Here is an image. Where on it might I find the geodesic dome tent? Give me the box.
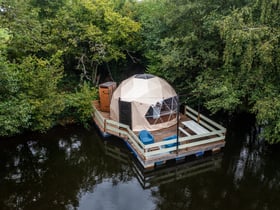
[110,74,178,131]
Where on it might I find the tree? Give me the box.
[38,0,141,85]
[137,0,234,95]
[0,51,65,136]
[0,28,32,135]
[137,0,280,143]
[0,0,43,60]
[18,53,65,131]
[0,0,141,136]
[196,0,280,143]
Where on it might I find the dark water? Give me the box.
[1,114,280,210]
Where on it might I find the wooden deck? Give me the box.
[92,100,226,169]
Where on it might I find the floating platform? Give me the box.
[92,100,226,169]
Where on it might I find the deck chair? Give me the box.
[139,130,154,145]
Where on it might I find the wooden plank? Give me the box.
[106,119,121,126]
[179,136,225,149]
[144,139,177,149]
[106,119,129,129]
[145,129,225,149]
[127,129,145,147]
[103,120,146,153]
[106,125,126,135]
[186,112,217,132]
[178,129,225,143]
[185,105,226,131]
[196,119,216,132]
[93,108,105,125]
[182,120,209,134]
[146,136,224,157]
[106,119,145,147]
[145,148,174,158]
[179,127,191,136]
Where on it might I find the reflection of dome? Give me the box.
[110,74,178,131]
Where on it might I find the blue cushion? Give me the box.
[163,135,178,148]
[139,130,154,145]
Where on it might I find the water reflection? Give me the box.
[78,179,155,210]
[102,139,223,189]
[0,113,280,210]
[0,127,158,210]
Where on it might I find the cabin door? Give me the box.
[119,100,132,129]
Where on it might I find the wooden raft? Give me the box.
[92,100,226,169]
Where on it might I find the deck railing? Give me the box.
[92,105,146,154]
[185,106,226,134]
[92,103,226,160]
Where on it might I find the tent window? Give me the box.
[145,96,178,125]
[134,74,154,79]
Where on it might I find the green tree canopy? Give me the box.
[0,52,64,136]
[37,0,141,84]
[197,0,280,143]
[137,0,280,143]
[0,0,141,136]
[1,0,280,144]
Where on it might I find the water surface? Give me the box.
[0,115,279,210]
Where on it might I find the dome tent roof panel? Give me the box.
[116,74,177,104]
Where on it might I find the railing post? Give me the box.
[197,113,201,123]
[176,102,179,154]
[197,97,201,123]
[104,119,106,132]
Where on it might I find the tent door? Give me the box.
[119,100,132,128]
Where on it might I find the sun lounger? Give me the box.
[139,130,154,145]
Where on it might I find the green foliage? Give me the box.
[147,35,200,92]
[0,0,42,60]
[137,0,280,143]
[253,94,280,144]
[18,53,65,131]
[1,0,279,144]
[39,0,141,84]
[63,83,98,128]
[0,30,31,136]
[0,28,10,52]
[0,54,31,136]
[137,0,224,95]
[0,98,32,136]
[136,0,168,50]
[0,52,64,136]
[0,0,138,137]
[196,0,280,143]
[0,50,99,136]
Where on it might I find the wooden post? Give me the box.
[176,97,180,154]
[104,119,107,132]
[197,96,201,123]
[197,113,201,123]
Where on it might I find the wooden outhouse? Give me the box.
[99,81,117,112]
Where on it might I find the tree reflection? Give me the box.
[0,118,280,210]
[0,126,134,210]
[150,113,280,210]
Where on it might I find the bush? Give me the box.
[61,83,98,128]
